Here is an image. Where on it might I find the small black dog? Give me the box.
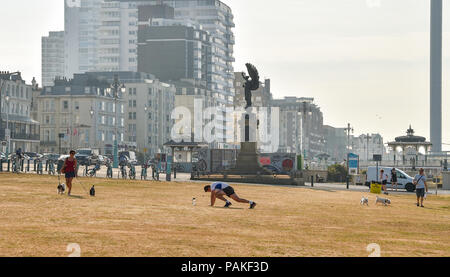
[90,185,96,197]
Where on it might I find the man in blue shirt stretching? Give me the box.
[204,182,257,209]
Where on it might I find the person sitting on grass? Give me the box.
[204,182,257,209]
[413,168,428,208]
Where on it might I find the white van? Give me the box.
[366,167,416,192]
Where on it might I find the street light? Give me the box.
[4,95,10,159]
[90,106,95,150]
[108,74,126,169]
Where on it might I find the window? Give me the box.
[63,101,68,110]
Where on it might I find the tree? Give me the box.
[327,164,348,182]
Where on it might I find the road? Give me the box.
[2,162,449,195]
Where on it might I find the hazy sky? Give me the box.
[1,0,450,149]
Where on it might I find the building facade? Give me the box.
[138,18,211,83]
[64,0,102,77]
[323,125,347,162]
[351,133,385,161]
[38,74,126,154]
[170,79,218,146]
[0,72,40,153]
[41,31,65,87]
[80,71,175,157]
[271,97,325,159]
[63,0,235,148]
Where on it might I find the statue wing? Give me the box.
[246,63,260,90]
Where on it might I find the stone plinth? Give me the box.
[227,142,272,175]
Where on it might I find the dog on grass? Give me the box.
[375,196,391,206]
[360,196,369,206]
[90,186,95,197]
[57,183,66,195]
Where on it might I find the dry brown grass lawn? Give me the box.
[0,173,449,257]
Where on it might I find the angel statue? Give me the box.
[241,63,260,109]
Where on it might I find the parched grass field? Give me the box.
[0,173,449,257]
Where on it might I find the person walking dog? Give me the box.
[61,150,78,196]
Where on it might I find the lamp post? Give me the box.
[106,74,126,169]
[90,106,95,150]
[144,104,149,164]
[5,95,10,156]
[5,95,10,159]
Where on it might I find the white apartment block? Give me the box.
[62,0,235,148]
[41,31,65,87]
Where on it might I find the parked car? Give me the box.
[24,152,42,161]
[77,148,99,165]
[75,154,91,166]
[0,152,5,161]
[43,153,60,161]
[58,155,70,161]
[365,166,416,192]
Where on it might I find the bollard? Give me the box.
[0,159,2,172]
[7,160,10,172]
[174,167,177,179]
[311,175,314,187]
[346,176,350,190]
[34,160,37,171]
[27,160,30,172]
[21,159,24,172]
[85,165,89,176]
[45,160,49,172]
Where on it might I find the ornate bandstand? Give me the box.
[387,126,432,165]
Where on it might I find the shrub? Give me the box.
[327,164,348,182]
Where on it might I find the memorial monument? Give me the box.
[227,63,272,176]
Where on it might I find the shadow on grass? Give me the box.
[68,195,86,199]
[213,206,245,210]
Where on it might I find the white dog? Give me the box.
[57,183,66,195]
[375,196,391,206]
[360,196,369,206]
